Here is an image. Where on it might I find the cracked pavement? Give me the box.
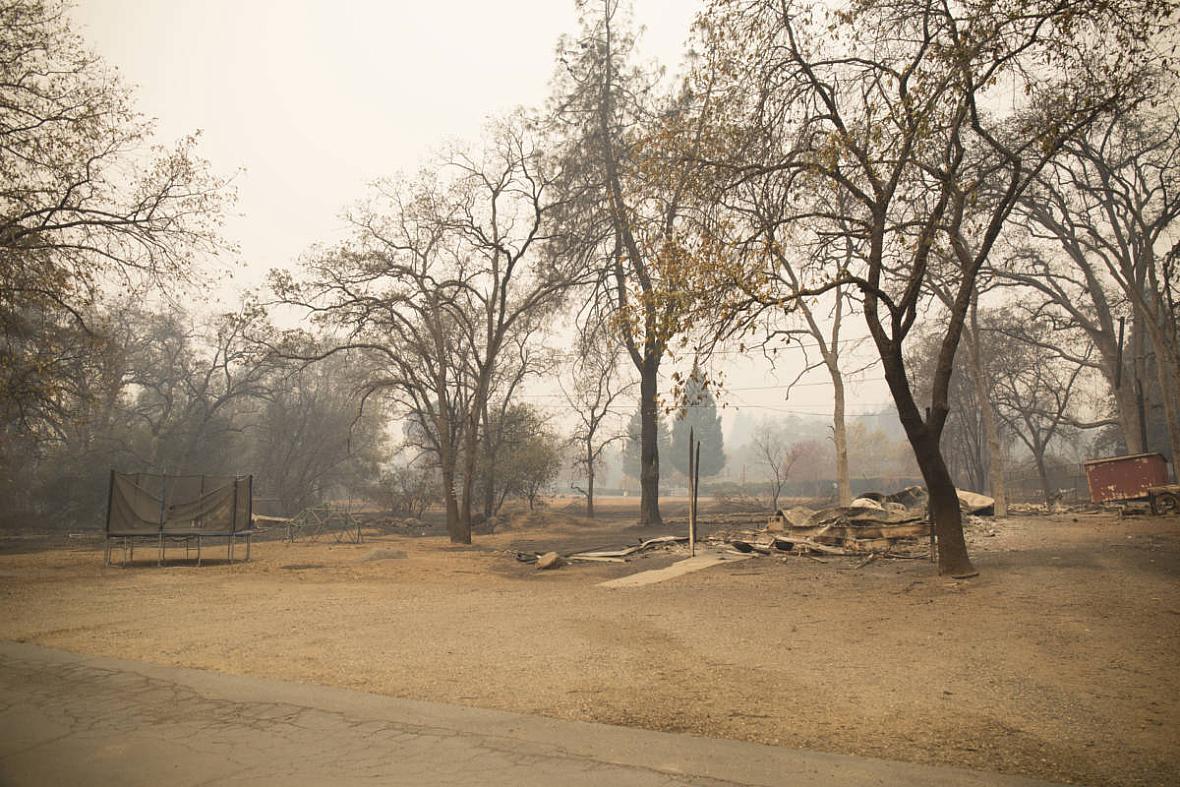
[0,642,1055,786]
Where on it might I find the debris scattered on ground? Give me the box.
[512,536,689,568]
[715,530,927,559]
[1007,501,1105,515]
[535,551,565,570]
[511,486,1008,573]
[764,487,931,553]
[955,489,995,515]
[598,549,753,588]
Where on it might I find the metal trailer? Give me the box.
[1081,453,1174,513]
[1145,484,1180,515]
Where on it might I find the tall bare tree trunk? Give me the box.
[830,371,852,506]
[1138,284,1180,471]
[585,444,596,519]
[638,356,662,526]
[967,306,1007,516]
[459,428,478,542]
[441,465,465,544]
[437,392,470,544]
[482,401,496,521]
[978,394,1007,516]
[1030,437,1054,506]
[1114,378,1147,454]
[1154,346,1180,478]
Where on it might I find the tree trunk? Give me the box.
[1093,327,1146,454]
[481,401,496,521]
[441,403,471,544]
[1154,348,1180,477]
[1139,286,1180,469]
[1114,374,1146,454]
[638,355,662,526]
[965,313,1008,517]
[882,350,977,578]
[1033,446,1053,507]
[459,435,477,541]
[1128,258,1180,466]
[441,465,466,544]
[830,371,852,506]
[980,402,1007,517]
[585,443,596,519]
[909,427,977,577]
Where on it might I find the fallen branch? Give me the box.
[769,536,851,556]
[566,555,627,564]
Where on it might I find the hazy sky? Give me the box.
[69,0,894,437]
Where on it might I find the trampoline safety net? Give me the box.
[106,471,253,535]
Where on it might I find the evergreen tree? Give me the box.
[622,406,670,480]
[670,365,725,478]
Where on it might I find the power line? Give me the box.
[545,334,881,361]
[513,391,897,417]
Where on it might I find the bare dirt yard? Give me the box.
[1,503,1177,786]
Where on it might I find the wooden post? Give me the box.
[158,474,168,567]
[103,469,115,565]
[694,440,701,551]
[688,428,696,557]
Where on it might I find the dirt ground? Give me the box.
[1,505,1177,786]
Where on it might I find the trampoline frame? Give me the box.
[103,471,254,567]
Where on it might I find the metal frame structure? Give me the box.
[283,504,363,544]
[103,471,254,567]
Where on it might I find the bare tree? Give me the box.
[988,319,1090,505]
[1006,110,1180,465]
[1,0,229,435]
[245,348,387,515]
[550,0,718,526]
[925,274,1010,514]
[372,458,439,520]
[443,121,586,534]
[478,337,554,521]
[563,326,634,518]
[271,119,581,543]
[698,0,1172,576]
[753,426,812,511]
[706,179,868,506]
[500,406,564,512]
[268,168,473,540]
[117,307,268,474]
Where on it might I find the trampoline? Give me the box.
[103,471,254,566]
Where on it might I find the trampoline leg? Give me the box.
[228,535,234,564]
[158,534,164,566]
[129,539,134,565]
[246,534,252,561]
[197,536,202,567]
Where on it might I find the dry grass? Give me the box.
[1,511,1178,786]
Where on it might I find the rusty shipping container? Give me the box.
[1082,453,1171,504]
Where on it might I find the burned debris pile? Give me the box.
[726,486,995,557]
[513,486,998,569]
[764,487,930,552]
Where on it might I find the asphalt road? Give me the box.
[0,641,1055,786]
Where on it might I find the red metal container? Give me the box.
[1082,453,1171,503]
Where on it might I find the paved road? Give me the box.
[0,642,1053,786]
